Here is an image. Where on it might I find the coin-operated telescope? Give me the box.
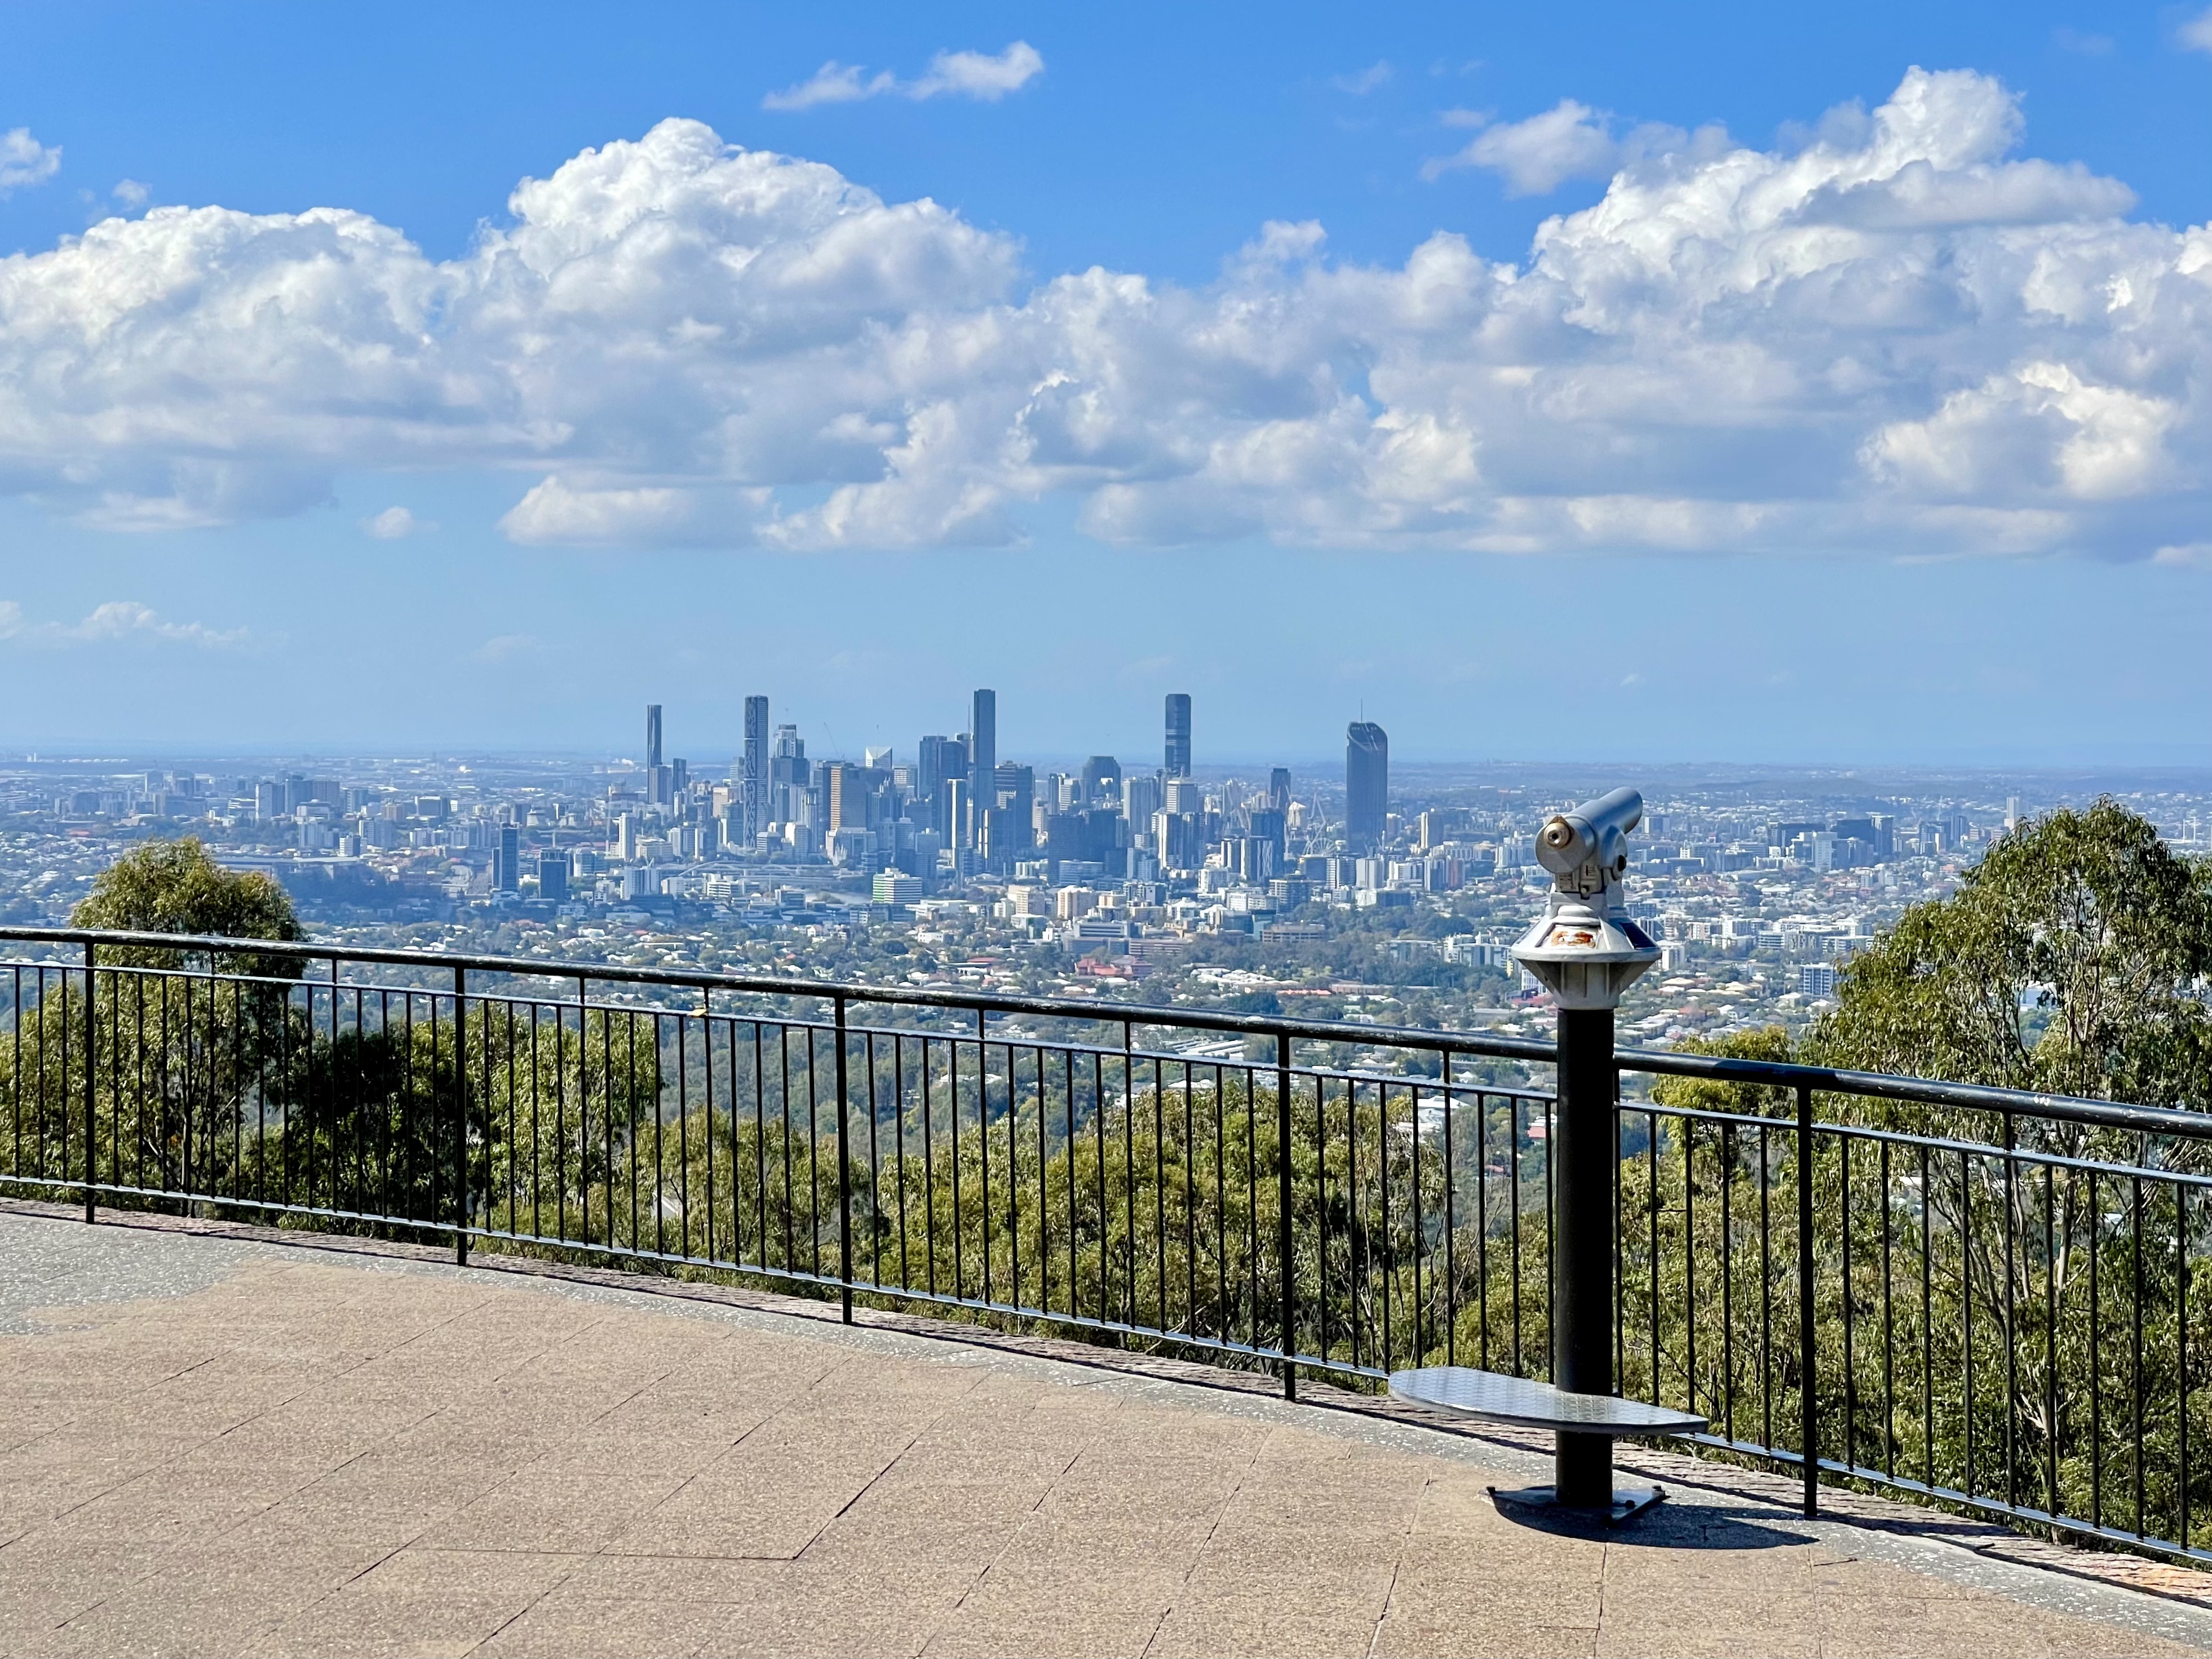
[1506,785,1666,1518]
[1511,786,1660,1011]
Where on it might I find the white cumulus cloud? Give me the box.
[1424,100,1623,194]
[362,505,430,538]
[764,42,1042,110]
[0,127,60,195]
[0,600,244,648]
[2182,7,2212,54]
[0,69,2205,563]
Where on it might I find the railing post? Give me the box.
[1277,1030,1295,1401]
[81,940,96,1225]
[835,994,853,1324]
[1797,1081,1817,1518]
[453,965,470,1266]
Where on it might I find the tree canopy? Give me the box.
[71,837,302,974]
[1814,799,2212,1109]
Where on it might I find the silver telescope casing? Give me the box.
[1511,786,1661,1011]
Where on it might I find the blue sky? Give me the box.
[1,2,2209,766]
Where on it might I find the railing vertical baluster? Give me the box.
[893,1032,908,1293]
[867,1029,882,1290]
[835,994,852,1324]
[2089,1164,2102,1529]
[1842,1131,1854,1472]
[1883,1138,1896,1480]
[1475,1089,1489,1372]
[1797,1082,1817,1519]
[1277,1031,1294,1400]
[2179,1182,2191,1552]
[1722,1120,1735,1446]
[1918,1139,1932,1494]
[1613,1080,1623,1402]
[1760,1118,1772,1456]
[2003,1110,2018,1513]
[2134,1163,2146,1539]
[922,1035,937,1298]
[701,992,715,1265]
[1655,1110,1665,1410]
[1684,1120,1697,1418]
[1509,1094,1523,1376]
[1444,1058,1456,1370]
[80,941,95,1224]
[2043,1161,2056,1520]
[453,966,469,1264]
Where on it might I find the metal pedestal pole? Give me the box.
[1490,1004,1662,1523]
[1555,1004,1615,1507]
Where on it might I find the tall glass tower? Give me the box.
[1346,722,1388,850]
[1164,693,1192,778]
[967,689,997,850]
[741,696,768,839]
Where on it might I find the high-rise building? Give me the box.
[993,763,1035,856]
[1165,693,1192,778]
[969,689,997,792]
[646,705,662,770]
[1269,768,1292,812]
[967,691,996,850]
[536,854,569,904]
[768,725,806,826]
[1080,755,1121,807]
[1123,773,1162,830]
[917,735,962,839]
[1346,722,1388,850]
[494,824,520,892]
[741,696,768,840]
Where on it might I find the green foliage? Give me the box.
[70,838,303,976]
[3,837,307,1206]
[1814,799,2212,1111]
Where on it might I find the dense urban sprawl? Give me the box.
[7,693,2204,1078]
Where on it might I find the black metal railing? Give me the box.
[2,924,2209,1568]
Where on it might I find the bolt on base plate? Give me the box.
[1487,1483,1667,1525]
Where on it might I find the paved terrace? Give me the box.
[1,1207,2209,1659]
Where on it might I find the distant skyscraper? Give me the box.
[741,696,768,840]
[646,705,662,770]
[1164,693,1192,779]
[918,735,962,839]
[970,690,996,786]
[1080,755,1121,807]
[967,690,997,848]
[494,824,520,891]
[1346,722,1388,851]
[1269,768,1292,812]
[1123,773,1162,829]
[768,725,806,826]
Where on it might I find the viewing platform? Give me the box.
[2,1202,2206,1659]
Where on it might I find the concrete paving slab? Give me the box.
[1,1205,2209,1659]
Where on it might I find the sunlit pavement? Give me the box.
[0,1205,2205,1658]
